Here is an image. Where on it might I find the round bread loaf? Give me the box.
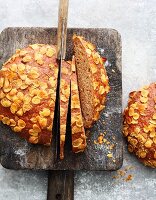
[123,83,156,168]
[0,44,59,145]
[73,35,110,128]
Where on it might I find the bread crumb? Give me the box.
[125,174,133,181]
[112,166,134,182]
[112,69,115,73]
[117,170,126,177]
[107,153,113,158]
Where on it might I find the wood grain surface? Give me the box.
[0,27,123,170]
[47,171,74,200]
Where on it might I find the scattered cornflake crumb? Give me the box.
[117,170,126,177]
[109,144,115,150]
[112,166,134,182]
[112,175,119,179]
[107,153,113,158]
[125,175,133,182]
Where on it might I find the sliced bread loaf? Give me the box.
[71,57,87,153]
[0,44,58,145]
[73,35,110,128]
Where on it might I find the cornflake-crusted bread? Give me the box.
[73,35,110,128]
[60,62,71,159]
[123,83,156,168]
[71,57,87,153]
[0,44,59,145]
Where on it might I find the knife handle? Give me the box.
[57,0,69,59]
[47,170,74,200]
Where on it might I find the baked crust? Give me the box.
[60,62,71,159]
[0,44,58,145]
[73,35,110,128]
[123,83,156,168]
[71,57,87,153]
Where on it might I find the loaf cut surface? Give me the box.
[71,57,87,153]
[123,83,156,168]
[73,35,110,128]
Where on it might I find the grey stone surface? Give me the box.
[0,0,155,200]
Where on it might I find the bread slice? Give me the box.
[73,35,110,128]
[71,57,87,153]
[0,44,58,145]
[60,62,71,159]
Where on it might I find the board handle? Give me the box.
[47,170,74,200]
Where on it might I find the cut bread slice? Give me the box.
[60,61,71,159]
[73,35,110,128]
[71,57,87,153]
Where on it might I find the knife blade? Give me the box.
[55,0,69,160]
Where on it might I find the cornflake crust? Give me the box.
[123,83,156,168]
[60,62,71,159]
[0,44,58,145]
[73,35,110,128]
[71,57,87,153]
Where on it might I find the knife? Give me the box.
[56,0,69,160]
[47,1,74,199]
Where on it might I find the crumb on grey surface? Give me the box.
[0,0,156,200]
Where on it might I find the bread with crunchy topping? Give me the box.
[0,44,59,145]
[71,57,87,153]
[73,35,110,128]
[60,62,71,159]
[123,83,156,168]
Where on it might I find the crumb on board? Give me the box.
[112,166,134,182]
[94,133,115,148]
[125,175,133,182]
[107,153,113,158]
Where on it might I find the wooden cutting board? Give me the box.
[0,27,123,171]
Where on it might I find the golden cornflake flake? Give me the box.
[0,91,5,99]
[10,103,18,114]
[140,96,148,103]
[99,85,105,95]
[18,63,25,71]
[10,64,17,72]
[10,119,16,127]
[29,136,39,144]
[18,119,26,128]
[29,44,39,50]
[46,48,55,57]
[32,96,41,104]
[140,151,147,158]
[1,98,11,107]
[40,108,51,117]
[133,113,139,120]
[14,126,22,132]
[22,55,32,63]
[144,139,153,148]
[2,117,10,125]
[33,124,41,133]
[87,43,95,50]
[152,113,156,120]
[40,46,47,54]
[16,108,24,116]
